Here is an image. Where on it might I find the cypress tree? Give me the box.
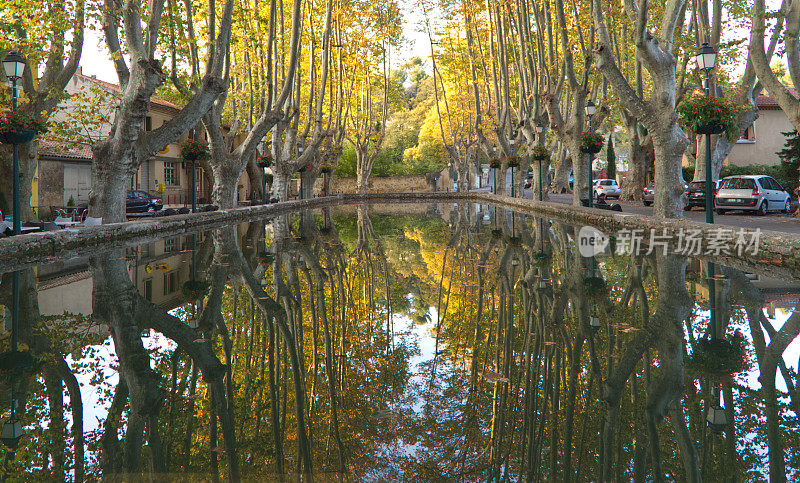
[606,135,616,180]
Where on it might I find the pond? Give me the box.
[1,202,799,481]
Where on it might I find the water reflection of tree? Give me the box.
[7,205,800,480]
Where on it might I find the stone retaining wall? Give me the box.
[4,192,800,279]
[318,175,430,195]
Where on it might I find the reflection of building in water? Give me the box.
[685,260,800,307]
[0,235,201,337]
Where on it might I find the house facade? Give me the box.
[34,69,252,219]
[725,88,798,167]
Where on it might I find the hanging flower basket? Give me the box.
[256,154,272,168]
[0,107,47,145]
[505,235,521,246]
[489,159,501,169]
[180,139,210,161]
[678,93,744,141]
[491,228,503,239]
[583,276,608,298]
[531,144,550,161]
[533,250,551,266]
[182,280,210,300]
[0,350,40,384]
[686,332,748,378]
[580,132,604,154]
[507,155,521,168]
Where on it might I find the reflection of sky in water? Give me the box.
[65,330,177,454]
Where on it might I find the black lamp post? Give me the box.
[1,393,22,451]
[696,42,718,225]
[585,100,597,208]
[535,121,546,202]
[696,41,719,337]
[3,50,27,236]
[297,145,305,200]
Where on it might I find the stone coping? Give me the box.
[1,191,799,279]
[477,193,800,280]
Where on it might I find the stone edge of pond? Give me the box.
[3,191,800,277]
[481,193,800,275]
[0,192,473,268]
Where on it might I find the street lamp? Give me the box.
[585,100,597,208]
[535,120,546,203]
[696,41,718,225]
[696,41,718,336]
[3,50,27,236]
[298,145,305,200]
[706,386,727,432]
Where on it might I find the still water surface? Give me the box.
[1,203,799,481]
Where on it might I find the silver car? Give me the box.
[715,175,791,215]
[593,179,621,199]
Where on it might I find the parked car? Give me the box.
[126,190,163,213]
[715,175,791,215]
[642,181,688,206]
[593,179,620,199]
[684,180,723,211]
[642,182,654,206]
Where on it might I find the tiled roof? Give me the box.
[38,139,93,160]
[75,72,181,111]
[756,87,799,109]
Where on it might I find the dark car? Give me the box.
[684,180,722,211]
[126,190,163,213]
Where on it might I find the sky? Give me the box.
[80,0,433,84]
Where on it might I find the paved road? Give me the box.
[523,192,800,235]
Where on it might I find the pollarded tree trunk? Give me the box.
[651,127,689,218]
[620,112,653,201]
[89,142,136,222]
[531,157,551,201]
[211,164,243,210]
[552,149,572,193]
[355,147,375,194]
[271,169,291,201]
[299,169,318,199]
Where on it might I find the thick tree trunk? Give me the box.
[552,150,572,193]
[531,158,551,201]
[620,113,653,201]
[299,170,317,199]
[572,147,590,207]
[652,128,689,218]
[271,170,291,201]
[211,163,243,210]
[89,142,135,222]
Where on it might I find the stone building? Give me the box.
[725,87,798,167]
[34,69,253,218]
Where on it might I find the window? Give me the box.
[721,178,755,190]
[165,162,179,186]
[145,116,152,132]
[143,279,153,301]
[164,271,178,295]
[164,237,178,253]
[739,125,755,142]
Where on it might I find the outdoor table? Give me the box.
[55,220,81,228]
